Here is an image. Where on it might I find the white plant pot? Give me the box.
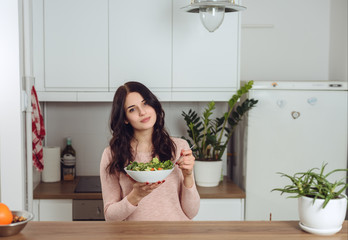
[298,195,347,235]
[194,160,222,187]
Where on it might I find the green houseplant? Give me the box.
[272,163,348,235]
[181,81,258,186]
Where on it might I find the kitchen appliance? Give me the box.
[73,176,104,221]
[232,81,348,221]
[74,176,101,193]
[73,200,104,221]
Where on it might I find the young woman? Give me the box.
[100,81,200,221]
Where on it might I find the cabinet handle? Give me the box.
[241,24,275,28]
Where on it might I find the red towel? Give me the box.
[31,86,45,171]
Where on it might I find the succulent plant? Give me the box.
[182,81,258,160]
[272,163,348,208]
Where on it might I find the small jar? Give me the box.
[61,162,76,181]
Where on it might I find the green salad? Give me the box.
[126,157,173,171]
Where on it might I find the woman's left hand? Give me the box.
[176,149,195,178]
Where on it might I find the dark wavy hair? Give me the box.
[107,81,176,174]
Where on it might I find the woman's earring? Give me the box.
[125,121,129,124]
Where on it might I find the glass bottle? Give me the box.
[61,137,76,181]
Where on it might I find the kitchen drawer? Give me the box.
[73,200,104,220]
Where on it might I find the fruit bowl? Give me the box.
[0,210,34,237]
[124,167,174,183]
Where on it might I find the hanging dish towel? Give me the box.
[31,86,46,171]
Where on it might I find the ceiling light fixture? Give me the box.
[182,0,246,32]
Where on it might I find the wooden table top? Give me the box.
[34,176,245,199]
[11,221,348,240]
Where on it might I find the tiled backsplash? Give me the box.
[43,102,228,176]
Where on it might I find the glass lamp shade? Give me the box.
[199,6,225,32]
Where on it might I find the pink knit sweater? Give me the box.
[100,138,200,221]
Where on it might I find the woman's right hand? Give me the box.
[127,177,164,206]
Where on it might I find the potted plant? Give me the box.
[181,81,258,187]
[272,163,348,236]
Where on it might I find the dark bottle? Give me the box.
[61,137,76,181]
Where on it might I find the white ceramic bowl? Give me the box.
[124,167,174,183]
[0,210,34,237]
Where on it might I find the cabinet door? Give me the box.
[173,0,240,97]
[194,199,244,221]
[240,0,331,81]
[43,0,108,90]
[38,199,73,221]
[109,0,172,95]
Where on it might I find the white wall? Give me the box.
[329,0,348,81]
[44,102,229,176]
[240,0,347,82]
[0,0,26,209]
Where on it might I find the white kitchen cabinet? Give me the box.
[172,0,241,101]
[32,0,242,101]
[109,0,172,101]
[33,199,73,221]
[240,0,342,82]
[33,0,108,92]
[194,199,244,221]
[32,198,243,221]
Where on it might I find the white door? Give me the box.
[245,89,348,220]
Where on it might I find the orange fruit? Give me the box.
[0,203,13,225]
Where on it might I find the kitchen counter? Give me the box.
[14,221,348,240]
[33,177,102,200]
[33,176,245,199]
[196,177,245,199]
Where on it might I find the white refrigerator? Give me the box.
[243,81,348,220]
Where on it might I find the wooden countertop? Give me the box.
[14,221,348,240]
[196,177,245,199]
[33,177,245,199]
[33,177,102,200]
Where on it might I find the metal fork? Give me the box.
[173,144,195,166]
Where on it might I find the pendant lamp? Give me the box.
[182,0,246,32]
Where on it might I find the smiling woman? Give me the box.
[99,81,200,221]
[123,92,157,132]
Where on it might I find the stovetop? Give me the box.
[74,176,101,193]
